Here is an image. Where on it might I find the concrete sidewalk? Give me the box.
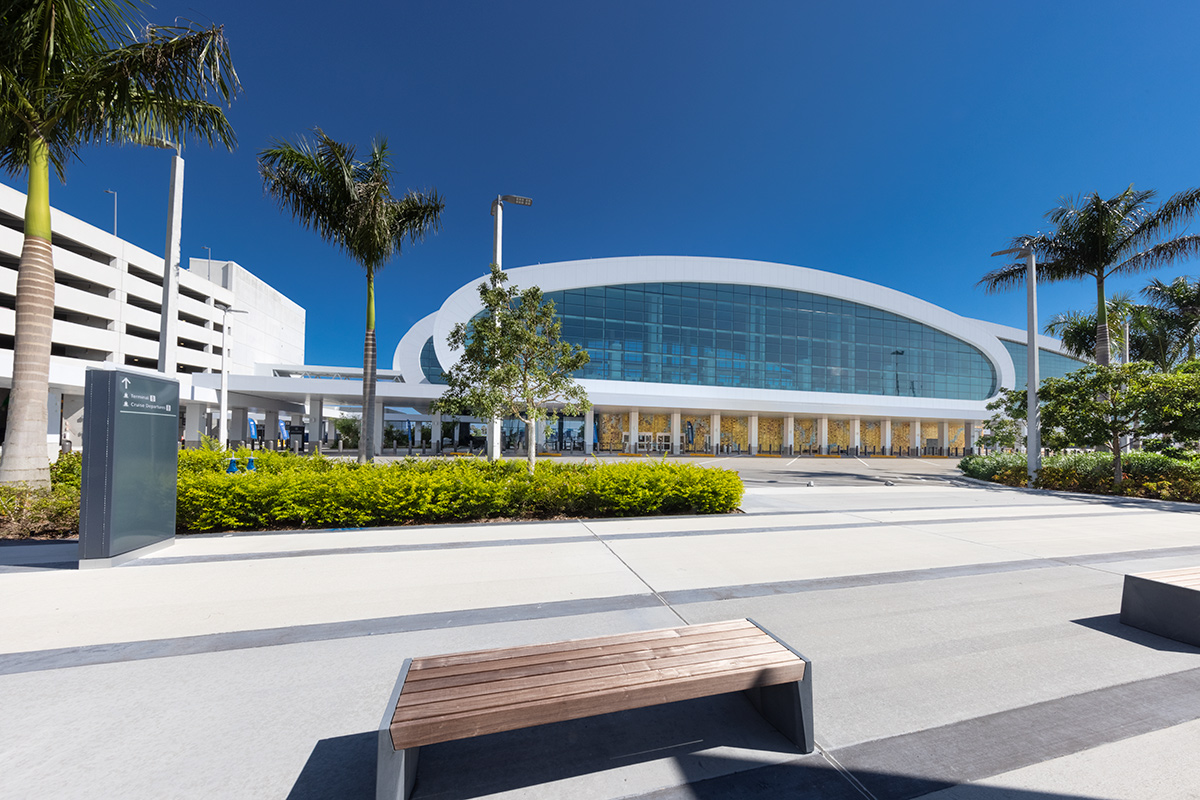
[3,481,1200,798]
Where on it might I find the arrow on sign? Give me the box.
[120,377,131,389]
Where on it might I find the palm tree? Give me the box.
[1043,295,1182,372]
[0,0,240,486]
[1142,276,1200,362]
[981,186,1200,366]
[258,129,443,462]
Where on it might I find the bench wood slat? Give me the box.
[401,631,775,696]
[1135,567,1200,581]
[393,640,795,713]
[406,625,765,683]
[408,619,758,672]
[391,654,805,749]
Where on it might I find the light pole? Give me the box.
[215,303,247,449]
[140,138,185,376]
[104,189,117,237]
[992,245,1040,482]
[890,349,905,395]
[488,194,533,460]
[203,245,212,263]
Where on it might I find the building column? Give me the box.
[670,411,681,455]
[584,407,595,455]
[431,412,442,454]
[749,414,759,456]
[965,420,976,454]
[62,394,85,452]
[308,397,324,455]
[183,401,205,448]
[710,413,721,455]
[628,409,639,453]
[785,414,795,456]
[374,400,385,456]
[911,418,921,454]
[850,417,861,453]
[230,407,248,445]
[882,418,892,456]
[264,410,279,450]
[938,420,949,453]
[818,416,829,455]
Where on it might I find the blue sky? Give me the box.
[5,1,1200,366]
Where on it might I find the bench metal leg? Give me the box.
[744,619,815,754]
[377,659,420,800]
[376,741,419,800]
[1121,574,1200,648]
[744,670,814,754]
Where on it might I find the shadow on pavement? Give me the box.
[1072,614,1200,654]
[287,690,1112,800]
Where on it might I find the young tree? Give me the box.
[0,0,241,486]
[1038,363,1154,483]
[259,130,442,462]
[1139,362,1200,450]
[434,264,590,472]
[981,186,1200,366]
[976,388,1026,451]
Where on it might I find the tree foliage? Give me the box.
[976,388,1026,450]
[1038,363,1154,482]
[434,264,591,472]
[981,186,1200,366]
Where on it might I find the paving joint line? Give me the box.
[581,519,688,626]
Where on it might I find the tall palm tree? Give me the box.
[258,129,443,462]
[981,186,1200,366]
[1142,275,1200,362]
[0,0,240,486]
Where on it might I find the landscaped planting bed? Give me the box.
[959,450,1200,502]
[0,450,744,538]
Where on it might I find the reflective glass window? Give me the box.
[535,283,1000,399]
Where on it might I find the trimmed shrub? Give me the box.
[957,452,1026,482]
[174,457,744,533]
[959,449,1200,502]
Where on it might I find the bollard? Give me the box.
[246,456,256,471]
[226,457,238,474]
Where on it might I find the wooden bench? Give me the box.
[376,618,813,800]
[1120,567,1200,647]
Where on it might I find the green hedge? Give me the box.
[175,452,744,533]
[958,450,1200,502]
[1,452,744,538]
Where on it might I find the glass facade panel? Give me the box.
[543,282,999,400]
[1000,340,1087,389]
[420,337,448,385]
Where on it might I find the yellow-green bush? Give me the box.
[175,457,743,533]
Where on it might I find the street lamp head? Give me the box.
[500,195,532,206]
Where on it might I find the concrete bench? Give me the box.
[376,618,813,800]
[1120,567,1200,647]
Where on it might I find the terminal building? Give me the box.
[0,182,1083,458]
[392,257,1085,455]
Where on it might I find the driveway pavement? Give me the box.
[3,459,1200,799]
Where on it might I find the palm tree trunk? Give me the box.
[360,271,377,464]
[1094,275,1111,366]
[0,141,55,488]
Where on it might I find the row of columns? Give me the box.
[583,411,981,456]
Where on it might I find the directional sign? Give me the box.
[80,368,180,564]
